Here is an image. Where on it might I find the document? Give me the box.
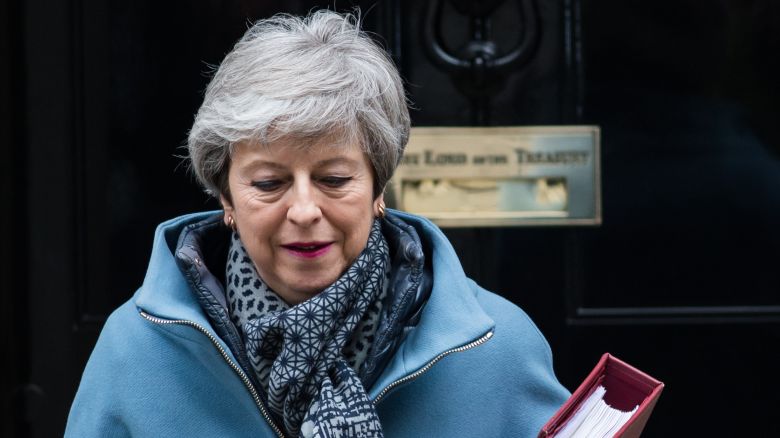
[538,353,664,438]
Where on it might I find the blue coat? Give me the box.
[66,210,569,437]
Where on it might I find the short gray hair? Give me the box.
[188,10,410,200]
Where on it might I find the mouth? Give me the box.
[281,241,333,258]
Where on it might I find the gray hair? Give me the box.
[188,10,410,200]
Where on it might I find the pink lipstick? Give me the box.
[281,241,333,259]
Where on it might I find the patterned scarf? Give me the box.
[226,220,388,437]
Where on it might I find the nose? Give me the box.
[286,180,322,227]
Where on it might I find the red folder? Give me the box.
[538,353,664,438]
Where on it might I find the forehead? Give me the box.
[231,134,367,170]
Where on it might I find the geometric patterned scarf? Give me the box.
[226,219,388,437]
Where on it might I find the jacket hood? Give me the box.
[133,210,496,395]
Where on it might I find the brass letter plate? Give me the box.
[389,126,601,227]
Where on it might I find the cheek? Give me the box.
[340,209,375,258]
[237,210,279,258]
[243,227,271,259]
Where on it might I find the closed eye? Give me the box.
[251,179,285,192]
[318,176,352,188]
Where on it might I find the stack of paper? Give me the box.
[538,353,664,438]
[554,385,638,438]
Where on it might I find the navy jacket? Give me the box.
[66,210,569,437]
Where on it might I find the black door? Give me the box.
[4,0,779,436]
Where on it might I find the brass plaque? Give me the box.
[389,126,601,227]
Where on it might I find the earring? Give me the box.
[226,214,236,230]
[376,201,386,219]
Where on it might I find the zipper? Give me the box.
[372,329,494,405]
[139,311,286,438]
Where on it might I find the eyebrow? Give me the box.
[238,160,287,173]
[240,156,358,171]
[313,156,359,168]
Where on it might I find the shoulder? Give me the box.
[465,284,571,436]
[90,298,149,361]
[66,298,151,435]
[452,283,570,432]
[468,281,557,374]
[378,279,569,437]
[388,210,558,368]
[75,287,224,396]
[76,298,180,381]
[91,294,217,368]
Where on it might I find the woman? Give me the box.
[66,10,569,438]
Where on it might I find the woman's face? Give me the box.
[221,135,382,305]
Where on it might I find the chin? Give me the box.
[287,279,333,300]
[296,269,341,289]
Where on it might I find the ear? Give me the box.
[373,193,385,216]
[220,194,234,226]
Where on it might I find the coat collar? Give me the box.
[135,211,218,329]
[368,210,495,398]
[134,210,496,396]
